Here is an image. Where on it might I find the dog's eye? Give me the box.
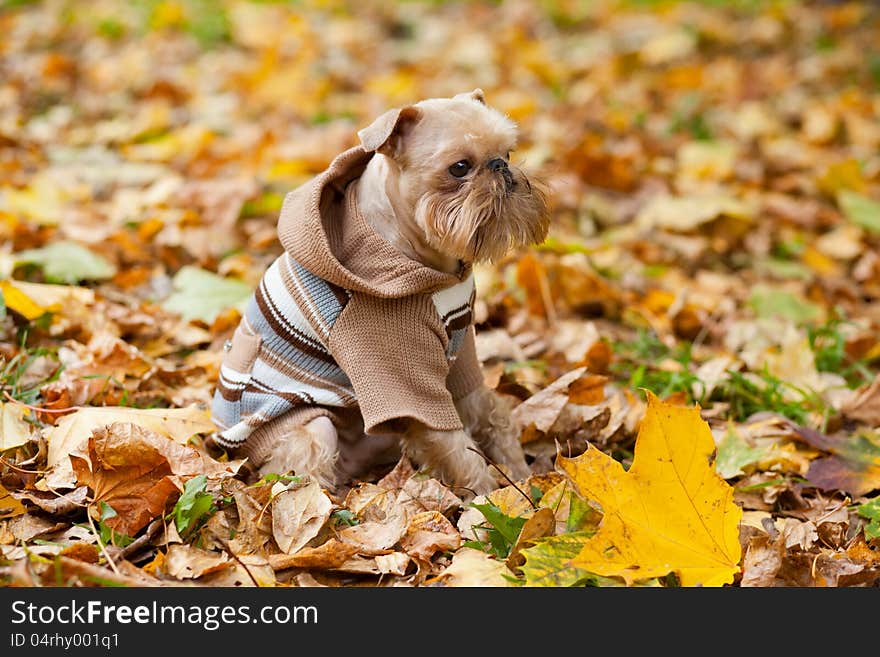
[448,160,471,178]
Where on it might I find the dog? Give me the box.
[210,89,549,497]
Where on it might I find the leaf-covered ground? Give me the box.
[2,0,880,587]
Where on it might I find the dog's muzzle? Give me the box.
[489,158,515,191]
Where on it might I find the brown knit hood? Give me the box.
[276,146,470,298]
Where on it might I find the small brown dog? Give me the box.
[211,89,549,496]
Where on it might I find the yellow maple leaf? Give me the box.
[557,392,742,587]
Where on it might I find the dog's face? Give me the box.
[358,90,549,264]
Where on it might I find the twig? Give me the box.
[117,517,163,560]
[466,446,537,510]
[216,537,261,587]
[0,456,48,475]
[814,497,850,525]
[3,390,81,414]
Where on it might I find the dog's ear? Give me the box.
[453,88,486,105]
[357,106,421,158]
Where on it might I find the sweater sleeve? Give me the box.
[446,325,484,401]
[327,294,464,435]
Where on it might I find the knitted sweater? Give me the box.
[210,146,484,461]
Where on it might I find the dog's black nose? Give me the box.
[488,158,508,172]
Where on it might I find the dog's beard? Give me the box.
[416,167,550,264]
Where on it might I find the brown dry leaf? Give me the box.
[397,475,462,517]
[209,483,273,556]
[740,533,785,587]
[11,487,88,515]
[842,374,880,427]
[511,366,587,434]
[44,405,218,489]
[338,510,408,555]
[270,478,332,555]
[812,552,870,587]
[430,548,514,587]
[270,539,359,572]
[199,555,277,587]
[70,422,233,536]
[344,457,461,527]
[164,543,232,580]
[333,552,411,576]
[779,518,818,551]
[343,483,399,523]
[8,513,64,542]
[398,511,460,562]
[515,252,553,317]
[567,375,608,406]
[0,403,36,451]
[797,427,880,497]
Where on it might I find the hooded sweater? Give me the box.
[210,146,484,463]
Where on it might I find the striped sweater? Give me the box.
[211,147,484,461]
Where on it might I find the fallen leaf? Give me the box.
[812,552,869,587]
[715,424,771,479]
[0,484,27,519]
[332,552,411,576]
[511,366,587,433]
[506,506,555,572]
[199,555,276,587]
[12,487,88,515]
[520,532,598,587]
[163,543,231,580]
[269,539,359,571]
[841,374,880,426]
[398,511,460,562]
[635,194,752,232]
[837,189,880,234]
[44,405,216,488]
[740,533,784,587]
[0,402,35,450]
[748,285,823,324]
[162,266,252,323]
[15,241,116,284]
[557,392,743,586]
[71,422,232,536]
[430,547,514,587]
[0,280,47,320]
[271,479,333,555]
[798,427,880,497]
[338,511,408,555]
[779,518,818,550]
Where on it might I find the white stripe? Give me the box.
[252,358,350,400]
[257,353,352,397]
[219,365,251,384]
[441,305,471,326]
[431,272,474,319]
[262,258,324,344]
[219,423,254,445]
[282,252,330,339]
[249,366,348,407]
